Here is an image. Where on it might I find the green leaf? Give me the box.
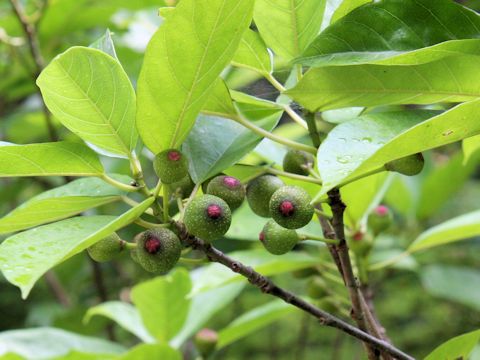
[422,265,480,312]
[287,55,480,111]
[183,109,282,184]
[425,328,480,360]
[0,327,125,360]
[136,0,254,154]
[89,29,118,60]
[218,300,296,349]
[232,29,272,75]
[84,301,154,343]
[202,79,236,118]
[463,134,480,164]
[119,344,180,360]
[409,210,480,252]
[0,197,154,298]
[299,0,480,66]
[0,142,103,177]
[316,102,480,195]
[253,0,327,60]
[37,47,137,157]
[131,269,191,343]
[0,176,130,234]
[191,249,317,294]
[330,0,370,24]
[171,282,245,347]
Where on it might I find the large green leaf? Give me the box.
[0,197,154,298]
[330,0,370,24]
[316,102,480,195]
[0,142,103,177]
[232,29,272,75]
[0,176,130,234]
[131,269,191,343]
[218,300,296,349]
[119,344,180,360]
[287,55,480,111]
[298,0,480,66]
[409,210,480,252]
[422,265,480,312]
[202,79,236,118]
[0,328,125,360]
[253,0,327,60]
[463,134,480,164]
[37,47,137,157]
[425,329,480,360]
[84,301,154,343]
[136,0,254,153]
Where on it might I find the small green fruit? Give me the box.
[201,173,225,194]
[194,328,218,357]
[367,205,393,235]
[385,153,424,176]
[168,174,195,198]
[206,175,245,210]
[259,220,299,255]
[283,149,315,175]
[246,175,285,217]
[307,277,328,299]
[153,149,188,184]
[348,231,373,256]
[134,229,182,273]
[269,185,314,229]
[87,233,125,262]
[184,194,232,241]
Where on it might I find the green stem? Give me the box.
[296,64,303,81]
[179,257,208,265]
[283,105,308,129]
[101,174,139,192]
[266,167,322,185]
[265,72,286,92]
[135,218,170,229]
[152,180,162,198]
[337,167,386,189]
[314,208,332,220]
[304,112,321,148]
[123,242,137,250]
[299,233,339,245]
[163,186,170,223]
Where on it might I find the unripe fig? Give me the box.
[307,277,328,299]
[201,173,226,194]
[206,175,245,210]
[153,148,188,184]
[283,149,315,175]
[134,229,182,273]
[184,194,232,241]
[167,174,195,198]
[385,153,424,176]
[246,175,285,217]
[348,230,372,256]
[194,328,218,358]
[367,205,393,235]
[87,233,125,262]
[269,185,314,229]
[259,220,299,255]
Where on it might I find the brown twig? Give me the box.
[178,228,414,360]
[44,271,71,307]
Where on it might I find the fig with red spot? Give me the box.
[260,220,299,255]
[367,205,393,235]
[153,148,189,184]
[133,229,182,273]
[206,175,245,210]
[348,230,373,256]
[269,185,314,229]
[194,328,218,357]
[184,194,232,241]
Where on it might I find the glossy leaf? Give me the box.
[330,0,370,24]
[119,344,180,360]
[84,301,154,343]
[37,47,137,157]
[287,55,480,111]
[136,0,254,153]
[422,265,480,312]
[232,29,272,74]
[299,0,480,66]
[409,210,480,252]
[254,0,326,60]
[316,102,480,194]
[131,269,191,343]
[202,79,236,118]
[0,197,154,298]
[0,176,130,234]
[0,142,103,177]
[425,329,480,360]
[218,300,296,348]
[0,328,124,360]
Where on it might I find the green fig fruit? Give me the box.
[347,230,373,256]
[282,149,315,175]
[87,233,125,262]
[307,277,328,299]
[134,229,182,273]
[184,194,232,241]
[259,219,299,255]
[367,205,393,235]
[385,153,424,176]
[206,175,245,210]
[201,173,226,194]
[246,175,285,217]
[269,185,314,229]
[153,149,188,184]
[194,328,218,358]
